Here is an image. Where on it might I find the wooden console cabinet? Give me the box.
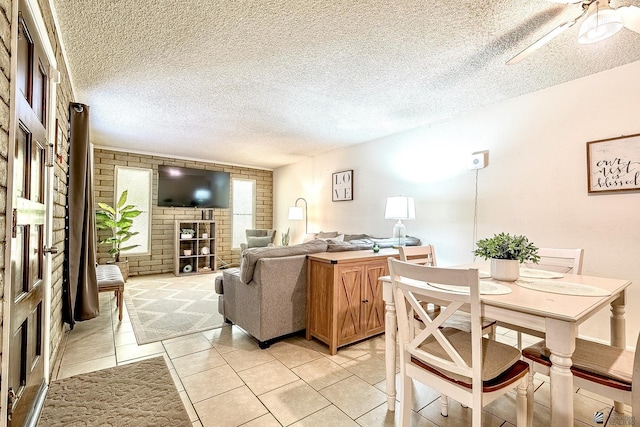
[306,249,399,355]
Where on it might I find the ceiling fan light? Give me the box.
[578,8,624,44]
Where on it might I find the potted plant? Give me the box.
[96,190,142,280]
[473,232,540,281]
[281,228,290,246]
[180,228,196,239]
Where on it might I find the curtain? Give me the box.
[62,103,99,326]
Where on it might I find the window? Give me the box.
[115,166,152,255]
[232,179,255,249]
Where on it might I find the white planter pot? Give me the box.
[181,234,193,239]
[490,259,520,281]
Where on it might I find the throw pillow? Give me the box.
[317,231,339,238]
[247,235,273,248]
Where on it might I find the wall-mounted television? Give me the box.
[157,165,230,208]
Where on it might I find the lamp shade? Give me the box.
[578,7,623,44]
[384,196,416,220]
[288,206,304,220]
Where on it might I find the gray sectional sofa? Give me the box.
[215,234,420,348]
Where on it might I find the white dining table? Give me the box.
[380,269,631,427]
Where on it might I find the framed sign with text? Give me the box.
[332,170,353,201]
[587,133,640,194]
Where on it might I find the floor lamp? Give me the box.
[288,197,308,234]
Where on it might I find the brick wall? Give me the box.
[93,149,273,275]
[38,0,76,380]
[0,0,11,400]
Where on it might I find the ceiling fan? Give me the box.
[507,0,640,64]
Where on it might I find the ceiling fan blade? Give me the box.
[618,5,640,34]
[506,7,589,65]
[507,21,575,64]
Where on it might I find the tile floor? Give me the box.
[52,273,632,427]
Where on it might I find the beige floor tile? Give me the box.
[419,397,506,427]
[291,356,353,391]
[266,339,324,368]
[320,346,370,365]
[169,368,185,392]
[60,341,115,366]
[320,375,387,419]
[238,359,300,396]
[221,348,275,372]
[342,353,387,385]
[191,422,203,427]
[172,348,227,377]
[115,341,165,362]
[206,327,259,354]
[182,364,244,403]
[258,380,331,426]
[375,375,440,412]
[194,386,268,427]
[179,390,200,422]
[164,333,214,359]
[113,331,137,346]
[56,355,117,380]
[240,413,281,427]
[290,404,358,427]
[113,320,134,335]
[66,325,113,347]
[355,402,438,427]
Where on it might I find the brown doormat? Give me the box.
[38,357,191,426]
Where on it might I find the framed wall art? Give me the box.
[587,133,640,194]
[332,169,353,201]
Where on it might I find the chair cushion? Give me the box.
[415,327,522,382]
[523,339,633,385]
[247,235,273,248]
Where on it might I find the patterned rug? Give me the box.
[123,273,224,345]
[38,357,191,426]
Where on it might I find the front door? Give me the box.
[7,1,51,424]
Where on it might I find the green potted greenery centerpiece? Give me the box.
[473,232,540,281]
[96,190,142,281]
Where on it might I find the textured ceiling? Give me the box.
[52,0,640,169]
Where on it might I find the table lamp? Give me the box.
[384,196,415,247]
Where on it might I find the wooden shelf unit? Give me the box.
[174,220,216,276]
[306,248,399,355]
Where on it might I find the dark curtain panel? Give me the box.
[62,103,99,326]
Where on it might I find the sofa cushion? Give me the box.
[317,231,339,238]
[240,239,328,283]
[247,235,273,248]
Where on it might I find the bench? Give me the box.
[96,264,125,321]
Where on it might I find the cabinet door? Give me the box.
[363,263,386,336]
[337,266,364,346]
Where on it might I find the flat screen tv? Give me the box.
[157,165,230,208]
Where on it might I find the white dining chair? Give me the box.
[522,331,640,425]
[399,246,497,340]
[388,258,529,426]
[501,247,584,349]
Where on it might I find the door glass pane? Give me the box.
[16,16,33,102]
[33,61,46,124]
[15,125,29,199]
[12,225,27,298]
[29,224,43,286]
[31,141,45,203]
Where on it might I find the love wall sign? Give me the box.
[587,134,640,194]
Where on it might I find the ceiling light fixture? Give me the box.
[578,1,624,44]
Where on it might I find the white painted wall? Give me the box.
[274,60,640,347]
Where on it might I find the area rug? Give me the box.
[123,273,224,345]
[38,357,191,426]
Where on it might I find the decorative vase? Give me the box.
[490,259,519,281]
